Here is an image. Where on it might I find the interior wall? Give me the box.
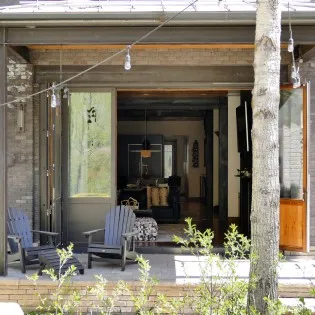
[118,120,206,198]
[164,135,187,195]
[228,92,241,217]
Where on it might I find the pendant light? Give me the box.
[140,108,151,158]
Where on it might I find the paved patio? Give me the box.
[4,253,315,286]
[2,254,315,312]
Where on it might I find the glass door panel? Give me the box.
[279,86,308,252]
[69,92,112,198]
[64,89,116,245]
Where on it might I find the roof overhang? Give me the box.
[0,11,315,27]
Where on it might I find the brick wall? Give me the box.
[0,279,312,313]
[300,60,315,247]
[7,57,36,229]
[30,48,291,66]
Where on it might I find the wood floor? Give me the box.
[180,198,240,246]
[137,198,240,248]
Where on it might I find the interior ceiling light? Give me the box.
[124,45,131,71]
[140,108,151,158]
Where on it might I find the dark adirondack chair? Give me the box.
[7,208,58,273]
[83,205,139,271]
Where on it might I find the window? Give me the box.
[69,92,112,197]
[279,88,303,199]
[164,141,177,178]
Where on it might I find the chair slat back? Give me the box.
[7,208,19,253]
[104,205,135,246]
[7,208,33,249]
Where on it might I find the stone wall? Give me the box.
[7,57,37,229]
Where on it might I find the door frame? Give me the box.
[279,84,309,252]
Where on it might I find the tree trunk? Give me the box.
[248,0,281,313]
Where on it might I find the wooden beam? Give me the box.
[219,104,228,223]
[0,27,8,276]
[34,65,289,86]
[205,111,214,217]
[6,25,315,46]
[27,44,288,50]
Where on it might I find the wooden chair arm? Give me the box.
[83,228,105,244]
[122,230,139,241]
[83,228,105,237]
[31,230,59,237]
[8,234,21,242]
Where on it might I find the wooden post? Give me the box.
[0,27,7,276]
[219,104,228,223]
[204,111,213,217]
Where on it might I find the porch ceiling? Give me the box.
[117,90,228,121]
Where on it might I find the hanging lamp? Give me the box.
[140,108,151,158]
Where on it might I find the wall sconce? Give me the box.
[17,103,25,132]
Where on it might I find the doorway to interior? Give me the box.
[116,89,228,246]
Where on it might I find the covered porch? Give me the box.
[1,0,315,277]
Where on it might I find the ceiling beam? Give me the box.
[28,43,288,50]
[118,104,221,110]
[34,65,289,86]
[6,26,315,46]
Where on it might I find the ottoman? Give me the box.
[133,217,158,241]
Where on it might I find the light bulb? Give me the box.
[63,87,69,99]
[218,0,223,7]
[51,93,57,108]
[288,38,294,53]
[291,65,296,79]
[293,77,301,89]
[124,53,131,70]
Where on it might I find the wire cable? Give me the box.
[0,0,199,108]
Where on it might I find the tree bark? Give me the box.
[248,0,281,313]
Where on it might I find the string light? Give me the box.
[51,83,57,108]
[287,37,294,53]
[287,3,294,53]
[292,64,301,88]
[288,2,301,88]
[124,45,131,70]
[63,87,69,99]
[0,0,198,109]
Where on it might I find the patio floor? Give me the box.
[2,253,315,312]
[5,253,315,286]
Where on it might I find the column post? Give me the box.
[0,27,8,276]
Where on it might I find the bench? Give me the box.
[38,249,84,276]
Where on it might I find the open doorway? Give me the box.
[116,90,227,245]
